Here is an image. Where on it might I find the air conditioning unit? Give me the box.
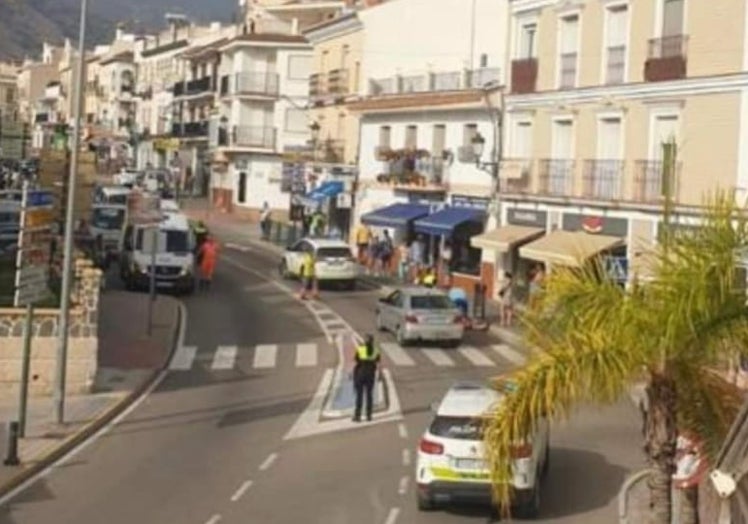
[457,145,475,163]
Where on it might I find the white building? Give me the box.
[350,0,508,296]
[210,31,313,218]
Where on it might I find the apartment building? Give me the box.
[350,0,507,296]
[0,62,19,121]
[209,31,313,217]
[17,43,63,125]
[475,0,748,295]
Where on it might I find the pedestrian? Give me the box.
[298,249,318,300]
[198,235,219,290]
[440,240,453,286]
[310,209,326,237]
[421,266,437,288]
[498,272,514,326]
[354,224,371,264]
[379,230,394,276]
[352,334,381,423]
[260,201,272,240]
[397,242,409,282]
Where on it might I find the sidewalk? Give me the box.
[0,289,181,495]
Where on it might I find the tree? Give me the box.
[484,195,748,524]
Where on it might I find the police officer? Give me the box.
[353,334,381,422]
[298,250,318,300]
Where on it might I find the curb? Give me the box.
[0,300,183,500]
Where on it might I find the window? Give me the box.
[287,55,312,80]
[518,22,538,59]
[238,172,247,203]
[405,125,418,149]
[598,117,623,160]
[511,120,533,158]
[662,0,684,36]
[463,124,478,146]
[285,108,307,133]
[432,125,446,155]
[429,416,484,440]
[604,5,628,84]
[379,126,391,148]
[650,114,679,159]
[559,14,579,89]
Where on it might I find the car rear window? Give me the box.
[410,295,454,310]
[429,416,484,440]
[317,247,352,259]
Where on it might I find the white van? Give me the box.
[90,204,127,260]
[94,186,131,206]
[119,211,196,294]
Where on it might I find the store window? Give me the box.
[237,172,247,203]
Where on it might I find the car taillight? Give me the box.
[419,438,444,455]
[405,314,419,324]
[511,442,533,459]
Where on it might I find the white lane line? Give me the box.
[169,345,197,370]
[211,345,237,370]
[420,348,454,367]
[398,475,409,495]
[230,480,253,502]
[402,449,411,466]
[295,343,318,367]
[205,515,222,524]
[397,423,408,439]
[259,452,278,471]
[253,344,278,369]
[384,507,401,524]
[458,346,495,367]
[380,342,415,367]
[225,242,251,252]
[491,344,527,366]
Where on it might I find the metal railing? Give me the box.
[648,34,688,59]
[582,159,625,200]
[186,76,212,94]
[368,67,501,95]
[538,159,575,196]
[369,77,396,95]
[400,75,426,93]
[634,159,681,203]
[559,52,578,89]
[467,67,501,88]
[327,69,349,95]
[431,71,461,91]
[232,125,276,149]
[606,45,626,84]
[235,72,279,97]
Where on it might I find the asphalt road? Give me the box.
[0,229,646,524]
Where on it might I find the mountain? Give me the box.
[0,0,239,60]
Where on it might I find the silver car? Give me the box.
[375,287,464,347]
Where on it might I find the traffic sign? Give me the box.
[26,191,54,208]
[14,284,50,308]
[24,209,55,228]
[15,266,48,288]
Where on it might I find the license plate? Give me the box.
[453,458,486,471]
[426,317,446,325]
[156,281,174,288]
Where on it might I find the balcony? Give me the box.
[232,126,276,149]
[633,160,681,203]
[467,67,501,88]
[173,81,185,97]
[366,67,501,96]
[235,72,280,97]
[34,113,50,124]
[582,160,624,200]
[220,75,230,96]
[559,52,578,89]
[538,159,574,196]
[499,159,533,193]
[183,121,209,137]
[606,45,626,84]
[310,73,325,98]
[511,58,538,94]
[186,76,213,95]
[376,149,448,191]
[645,35,688,82]
[327,69,349,96]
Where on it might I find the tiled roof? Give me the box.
[180,38,230,59]
[348,90,485,113]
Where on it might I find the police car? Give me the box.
[415,382,549,518]
[278,237,358,290]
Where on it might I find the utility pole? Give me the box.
[54,0,88,425]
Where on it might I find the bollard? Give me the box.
[4,421,20,466]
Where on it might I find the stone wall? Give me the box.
[0,259,101,399]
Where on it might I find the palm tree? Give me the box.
[484,196,748,524]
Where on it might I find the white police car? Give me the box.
[415,382,549,518]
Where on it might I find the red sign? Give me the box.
[581,216,604,234]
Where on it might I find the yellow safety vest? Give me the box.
[423,273,436,286]
[302,253,316,277]
[356,345,380,361]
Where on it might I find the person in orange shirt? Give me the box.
[198,235,219,290]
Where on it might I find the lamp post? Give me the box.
[471,130,500,196]
[309,120,320,163]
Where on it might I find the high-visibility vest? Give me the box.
[356,345,380,361]
[423,273,436,286]
[302,253,316,277]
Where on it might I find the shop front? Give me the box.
[296,180,346,236]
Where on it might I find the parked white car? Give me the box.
[416,381,549,518]
[279,238,358,290]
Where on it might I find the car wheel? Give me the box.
[375,312,386,332]
[416,492,434,511]
[396,325,409,346]
[515,483,540,519]
[279,260,291,279]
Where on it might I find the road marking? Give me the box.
[397,423,408,439]
[259,452,278,471]
[225,242,251,252]
[253,344,278,369]
[212,345,237,370]
[169,345,197,370]
[384,507,401,524]
[398,475,409,495]
[205,515,222,524]
[420,348,454,367]
[458,346,495,367]
[380,342,415,367]
[402,449,411,466]
[295,343,318,367]
[230,480,253,502]
[491,344,527,366]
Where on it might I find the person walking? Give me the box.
[354,224,371,264]
[352,334,381,422]
[298,249,318,300]
[498,272,514,326]
[260,202,272,241]
[198,235,219,290]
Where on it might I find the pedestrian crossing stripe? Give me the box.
[295,343,318,367]
[421,349,455,367]
[212,345,237,370]
[170,346,197,370]
[253,344,278,369]
[380,342,415,367]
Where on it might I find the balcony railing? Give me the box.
[634,159,681,203]
[582,159,625,200]
[559,52,578,89]
[220,75,230,96]
[606,45,626,84]
[186,76,213,95]
[184,121,209,137]
[400,75,427,93]
[232,126,276,149]
[235,72,280,97]
[499,158,533,193]
[369,77,396,95]
[511,58,538,94]
[467,67,501,88]
[377,150,448,189]
[645,35,688,81]
[431,71,461,91]
[327,69,349,96]
[367,67,501,96]
[538,159,574,196]
[173,81,185,97]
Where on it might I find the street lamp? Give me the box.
[471,131,486,160]
[309,121,320,161]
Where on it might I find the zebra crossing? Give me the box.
[169,341,528,372]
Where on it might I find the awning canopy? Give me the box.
[519,230,624,267]
[471,225,544,252]
[413,207,485,236]
[306,181,344,202]
[361,203,430,227]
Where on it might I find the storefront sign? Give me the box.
[506,208,547,228]
[657,221,700,241]
[451,195,491,211]
[562,213,629,237]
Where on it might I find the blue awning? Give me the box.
[306,181,344,202]
[413,207,485,236]
[361,203,430,228]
